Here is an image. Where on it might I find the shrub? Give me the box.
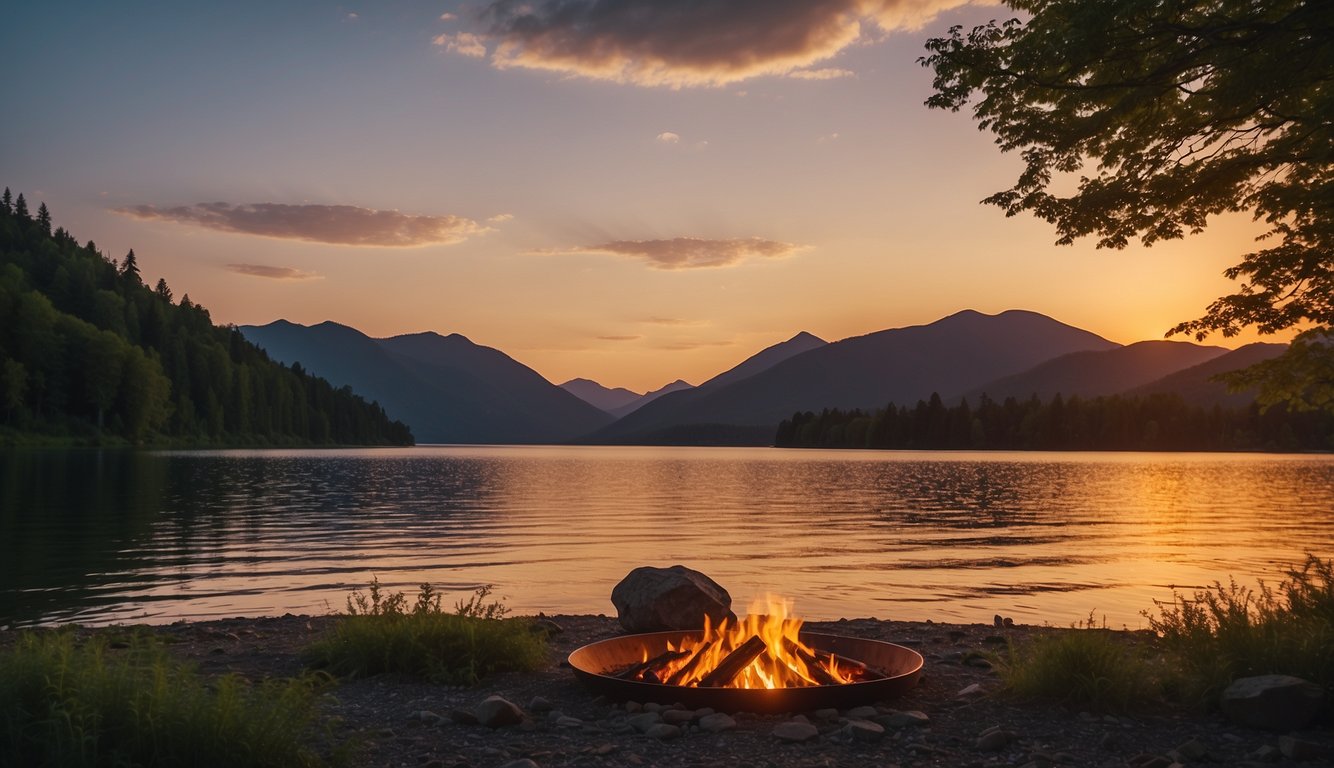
[305,581,546,685]
[1147,554,1334,705]
[0,630,326,768]
[999,627,1161,712]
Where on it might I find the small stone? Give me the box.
[772,720,820,743]
[1098,732,1119,750]
[1003,617,1014,627]
[698,712,736,733]
[846,705,878,719]
[529,618,563,635]
[592,744,618,756]
[661,709,694,725]
[814,707,840,721]
[848,719,885,742]
[977,729,1016,752]
[1279,735,1327,761]
[1127,755,1173,768]
[1248,744,1281,762]
[645,723,681,740]
[994,614,1004,627]
[876,710,930,728]
[410,710,444,726]
[497,760,539,768]
[624,701,642,713]
[527,696,553,713]
[475,696,524,728]
[1175,738,1208,761]
[447,708,479,726]
[643,702,662,713]
[628,712,662,733]
[555,716,583,729]
[957,683,984,697]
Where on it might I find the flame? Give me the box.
[654,594,857,689]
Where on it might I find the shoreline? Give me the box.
[6,613,1329,767]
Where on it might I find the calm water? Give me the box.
[2,446,1332,629]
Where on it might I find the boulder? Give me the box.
[611,565,735,633]
[1220,675,1324,731]
[475,695,524,727]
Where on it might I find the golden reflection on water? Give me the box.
[2,446,1332,628]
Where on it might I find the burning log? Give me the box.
[781,637,841,686]
[665,638,718,686]
[812,649,884,681]
[697,635,767,688]
[617,649,688,680]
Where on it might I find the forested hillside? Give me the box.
[776,393,1334,452]
[0,188,413,446]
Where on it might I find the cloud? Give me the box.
[226,264,322,280]
[657,340,736,351]
[539,237,803,270]
[443,0,983,87]
[643,316,707,326]
[433,31,487,58]
[487,212,515,223]
[116,202,489,247]
[597,334,642,341]
[440,12,457,21]
[789,67,855,80]
[656,131,680,143]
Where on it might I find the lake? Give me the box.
[2,446,1331,629]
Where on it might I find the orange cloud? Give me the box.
[226,264,322,280]
[539,237,804,270]
[447,0,987,87]
[597,334,642,341]
[116,202,489,247]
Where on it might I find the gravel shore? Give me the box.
[12,614,1332,767]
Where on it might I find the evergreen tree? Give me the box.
[120,249,141,284]
[1,188,11,215]
[155,277,172,303]
[14,193,28,219]
[36,202,52,236]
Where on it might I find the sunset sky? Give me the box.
[3,0,1281,392]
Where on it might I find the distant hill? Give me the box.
[698,331,827,390]
[560,378,642,413]
[241,321,612,444]
[608,379,695,419]
[1129,343,1288,407]
[585,309,1120,444]
[964,340,1228,402]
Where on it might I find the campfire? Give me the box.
[568,595,924,712]
[616,596,878,689]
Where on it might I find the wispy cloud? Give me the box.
[643,316,707,327]
[439,0,985,88]
[433,31,487,58]
[116,202,489,247]
[537,237,803,270]
[226,263,322,280]
[597,334,642,341]
[789,67,855,80]
[656,131,680,143]
[657,340,736,351]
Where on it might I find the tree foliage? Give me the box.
[0,188,414,446]
[921,0,1333,409]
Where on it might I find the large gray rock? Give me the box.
[1220,675,1324,731]
[611,565,735,632]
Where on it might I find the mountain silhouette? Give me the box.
[608,379,695,419]
[241,320,611,443]
[963,340,1228,402]
[559,378,643,413]
[1128,342,1287,407]
[585,310,1119,443]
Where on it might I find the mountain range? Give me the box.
[241,310,1284,446]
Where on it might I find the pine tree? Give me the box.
[1,188,11,215]
[14,193,28,219]
[36,202,52,236]
[121,248,142,284]
[155,277,173,303]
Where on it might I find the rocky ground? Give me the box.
[14,614,1334,768]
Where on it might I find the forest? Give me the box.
[775,392,1334,452]
[0,188,413,446]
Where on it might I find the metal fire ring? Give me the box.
[567,630,924,713]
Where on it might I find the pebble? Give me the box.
[627,712,662,733]
[497,760,539,768]
[847,719,885,742]
[447,708,479,726]
[409,710,444,726]
[698,712,737,733]
[527,696,553,713]
[624,701,642,713]
[475,695,524,728]
[845,705,878,719]
[1173,738,1209,761]
[1279,735,1327,761]
[772,720,820,743]
[814,708,840,721]
[1248,744,1281,762]
[555,716,583,729]
[957,683,985,697]
[661,708,694,726]
[976,728,1017,752]
[644,723,681,741]
[876,710,930,728]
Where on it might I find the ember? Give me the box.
[615,596,883,689]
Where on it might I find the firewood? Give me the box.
[617,649,688,680]
[664,639,717,686]
[812,649,883,681]
[697,635,767,688]
[781,637,840,686]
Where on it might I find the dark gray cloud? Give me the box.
[116,202,489,247]
[541,237,803,269]
[226,263,322,280]
[438,0,982,87]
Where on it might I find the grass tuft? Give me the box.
[1146,553,1334,705]
[999,627,1160,712]
[305,581,547,685]
[0,630,326,768]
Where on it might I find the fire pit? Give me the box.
[568,598,923,713]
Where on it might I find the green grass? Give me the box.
[304,581,548,685]
[999,626,1162,712]
[1146,553,1334,706]
[0,630,328,768]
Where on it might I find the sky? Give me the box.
[2,0,1285,393]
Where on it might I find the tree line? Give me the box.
[0,188,413,446]
[775,392,1334,453]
